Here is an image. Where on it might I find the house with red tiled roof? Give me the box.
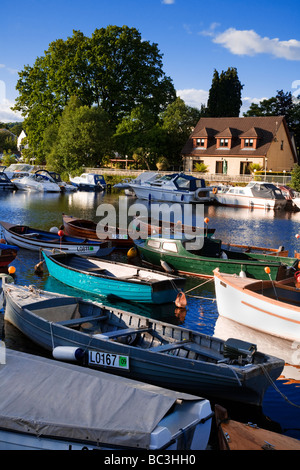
[181,116,298,176]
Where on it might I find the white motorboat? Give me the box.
[4,163,35,180]
[45,171,77,192]
[114,171,159,196]
[214,268,300,342]
[13,170,61,192]
[69,173,106,191]
[127,172,212,203]
[214,181,287,210]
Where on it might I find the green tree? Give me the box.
[206,67,243,117]
[12,26,176,162]
[290,165,300,191]
[46,96,112,172]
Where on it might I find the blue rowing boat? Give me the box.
[42,251,185,304]
[0,221,113,257]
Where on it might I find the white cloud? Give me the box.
[176,88,209,108]
[161,0,175,4]
[213,28,300,60]
[0,98,23,123]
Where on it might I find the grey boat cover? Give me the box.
[0,349,202,449]
[250,183,285,200]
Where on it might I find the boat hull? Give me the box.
[3,286,284,406]
[214,270,300,342]
[135,239,289,280]
[62,214,133,247]
[215,193,286,210]
[42,252,185,304]
[0,222,113,256]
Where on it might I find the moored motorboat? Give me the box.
[13,170,61,192]
[42,250,186,304]
[0,221,113,256]
[0,348,212,450]
[4,163,35,180]
[69,173,106,191]
[215,181,287,210]
[214,268,300,342]
[3,282,285,406]
[135,236,295,280]
[127,172,213,203]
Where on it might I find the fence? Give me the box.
[83,168,292,185]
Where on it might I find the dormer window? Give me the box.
[220,138,228,147]
[196,138,205,147]
[244,138,254,147]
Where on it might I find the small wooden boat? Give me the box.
[133,215,216,239]
[214,269,300,342]
[215,405,300,450]
[62,213,133,248]
[0,242,18,267]
[3,282,285,406]
[135,236,295,280]
[0,221,113,257]
[0,348,212,450]
[42,250,186,304]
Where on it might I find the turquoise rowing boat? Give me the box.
[42,251,185,304]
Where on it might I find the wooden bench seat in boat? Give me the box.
[94,326,150,339]
[57,314,108,327]
[149,340,226,362]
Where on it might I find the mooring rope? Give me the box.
[260,364,300,409]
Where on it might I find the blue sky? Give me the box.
[1,0,300,122]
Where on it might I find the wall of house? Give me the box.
[267,122,295,172]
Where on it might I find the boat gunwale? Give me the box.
[214,270,300,315]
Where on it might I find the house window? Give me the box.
[196,138,205,147]
[244,139,253,147]
[220,138,228,147]
[281,140,284,150]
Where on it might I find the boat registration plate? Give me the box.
[88,350,129,369]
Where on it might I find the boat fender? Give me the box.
[34,261,44,274]
[160,260,174,273]
[127,247,137,258]
[52,346,85,362]
[175,291,187,308]
[50,226,59,233]
[195,188,205,201]
[239,268,247,278]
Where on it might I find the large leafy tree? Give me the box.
[206,67,244,117]
[46,96,112,172]
[12,26,176,163]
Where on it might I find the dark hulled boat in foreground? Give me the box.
[3,282,284,406]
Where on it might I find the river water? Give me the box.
[1,189,300,443]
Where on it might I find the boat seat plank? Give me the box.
[57,314,108,326]
[100,327,150,339]
[148,340,189,352]
[182,343,225,361]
